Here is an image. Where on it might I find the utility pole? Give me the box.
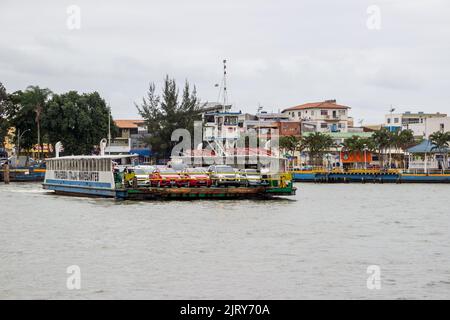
[388,106,396,168]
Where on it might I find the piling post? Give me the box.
[3,163,10,184]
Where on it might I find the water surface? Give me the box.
[1,182,449,299]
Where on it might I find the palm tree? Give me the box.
[340,135,373,169]
[370,128,391,168]
[279,135,303,168]
[24,86,52,160]
[302,132,336,166]
[393,129,416,168]
[429,131,450,172]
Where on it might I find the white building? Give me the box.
[384,111,448,137]
[281,100,351,133]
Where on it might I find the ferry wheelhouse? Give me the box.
[43,155,133,197]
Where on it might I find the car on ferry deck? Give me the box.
[132,166,155,186]
[149,167,188,187]
[238,169,269,187]
[181,167,212,187]
[207,165,240,187]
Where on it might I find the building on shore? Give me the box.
[105,119,152,162]
[384,111,448,137]
[282,99,351,133]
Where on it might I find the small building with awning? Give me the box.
[406,140,449,172]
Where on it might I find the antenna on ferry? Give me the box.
[222,59,228,112]
[108,104,111,155]
[100,138,107,156]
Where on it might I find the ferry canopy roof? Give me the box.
[46,154,138,160]
[407,140,449,153]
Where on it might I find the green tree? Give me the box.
[302,132,336,166]
[370,128,392,168]
[340,135,366,154]
[0,82,11,150]
[392,129,416,168]
[279,135,303,156]
[43,91,116,156]
[136,76,201,161]
[23,86,52,159]
[429,131,450,172]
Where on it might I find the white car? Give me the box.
[133,166,155,186]
[207,165,240,187]
[238,169,269,187]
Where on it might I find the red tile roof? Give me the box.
[114,119,145,129]
[282,101,350,112]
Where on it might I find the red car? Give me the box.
[149,168,187,187]
[181,167,212,187]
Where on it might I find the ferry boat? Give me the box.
[43,141,296,199]
[43,154,134,197]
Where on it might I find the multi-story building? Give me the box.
[105,119,151,160]
[243,112,301,137]
[282,99,351,133]
[384,111,447,137]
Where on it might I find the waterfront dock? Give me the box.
[292,169,450,183]
[0,167,46,182]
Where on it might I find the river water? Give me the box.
[1,182,449,299]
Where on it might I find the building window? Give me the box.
[311,111,315,116]
[339,110,346,115]
[298,112,301,117]
[321,123,328,129]
[440,123,445,131]
[321,110,328,116]
[394,118,399,124]
[387,118,391,124]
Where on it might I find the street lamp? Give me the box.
[17,128,31,157]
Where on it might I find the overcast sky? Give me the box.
[1,0,449,124]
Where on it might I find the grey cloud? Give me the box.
[1,0,449,123]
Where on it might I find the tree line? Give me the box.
[0,82,116,157]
